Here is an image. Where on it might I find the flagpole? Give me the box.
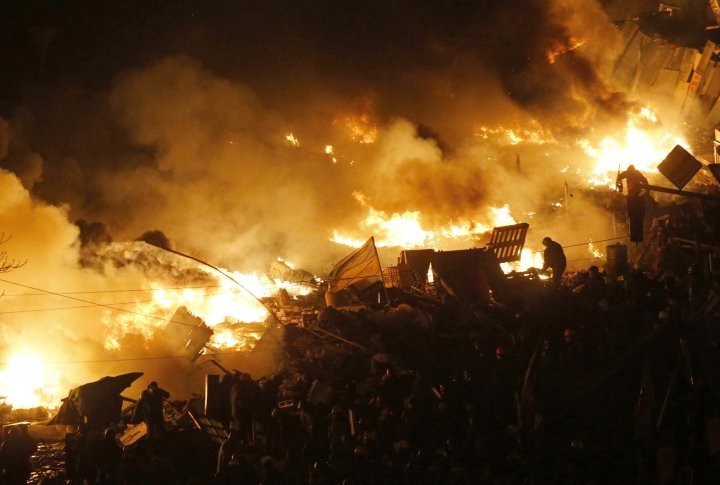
[371,236,391,307]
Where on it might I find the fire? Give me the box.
[588,240,603,259]
[0,352,61,409]
[475,125,555,145]
[331,192,519,249]
[0,250,319,409]
[105,266,314,351]
[501,248,544,273]
[547,36,586,64]
[579,107,688,188]
[339,113,378,144]
[285,133,300,147]
[333,96,378,144]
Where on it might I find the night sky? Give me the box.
[1,0,583,118]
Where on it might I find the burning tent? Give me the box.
[48,372,143,428]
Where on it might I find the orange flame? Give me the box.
[579,107,689,188]
[331,192,519,249]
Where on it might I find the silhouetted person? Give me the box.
[0,425,37,484]
[616,164,649,242]
[586,266,608,301]
[132,381,170,438]
[616,164,648,197]
[542,236,566,286]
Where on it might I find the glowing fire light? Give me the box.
[501,248,544,274]
[285,133,300,147]
[588,240,603,259]
[341,113,378,144]
[0,353,61,409]
[547,37,586,64]
[105,266,315,351]
[331,192,519,249]
[579,107,688,188]
[325,145,334,154]
[475,126,555,145]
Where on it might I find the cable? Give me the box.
[2,278,304,297]
[561,234,634,249]
[0,290,243,315]
[1,284,223,297]
[0,347,284,367]
[530,232,654,253]
[0,278,267,329]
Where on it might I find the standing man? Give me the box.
[132,381,170,438]
[616,164,649,242]
[542,236,567,286]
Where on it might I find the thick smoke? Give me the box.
[0,0,647,400]
[0,0,635,263]
[0,170,280,402]
[478,0,629,129]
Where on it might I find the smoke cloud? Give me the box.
[0,0,662,401]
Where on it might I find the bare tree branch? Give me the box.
[0,233,27,274]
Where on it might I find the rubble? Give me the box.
[9,176,720,483]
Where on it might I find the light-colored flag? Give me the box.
[327,236,382,294]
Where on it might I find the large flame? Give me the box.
[330,106,685,277]
[579,107,688,187]
[331,192,520,249]
[0,352,61,409]
[0,255,316,409]
[105,265,314,351]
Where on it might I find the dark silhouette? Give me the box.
[132,381,170,438]
[616,164,649,242]
[0,425,37,484]
[616,164,649,197]
[541,236,567,286]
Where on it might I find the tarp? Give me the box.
[48,372,143,427]
[327,237,382,294]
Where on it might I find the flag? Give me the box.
[327,236,382,294]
